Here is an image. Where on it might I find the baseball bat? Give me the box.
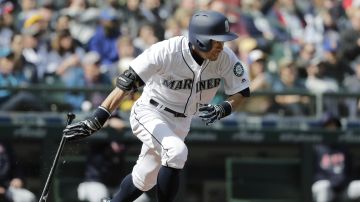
[38,112,76,202]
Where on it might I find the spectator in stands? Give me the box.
[64,51,111,111]
[266,0,306,55]
[0,142,36,202]
[305,60,339,94]
[241,0,275,51]
[0,49,46,111]
[112,35,141,80]
[209,0,249,37]
[172,7,193,39]
[47,29,85,82]
[60,0,98,45]
[294,42,317,79]
[21,24,50,81]
[138,0,170,41]
[338,7,360,65]
[81,51,112,109]
[10,33,38,84]
[320,33,353,85]
[305,60,340,115]
[312,114,360,202]
[0,1,16,52]
[77,140,149,202]
[16,0,38,30]
[88,7,121,72]
[271,58,309,116]
[133,23,159,52]
[239,49,274,114]
[164,17,182,40]
[343,60,360,118]
[119,0,146,39]
[247,49,273,91]
[53,14,71,34]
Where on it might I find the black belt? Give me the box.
[149,99,186,117]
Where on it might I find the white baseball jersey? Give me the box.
[130,36,250,115]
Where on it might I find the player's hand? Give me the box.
[63,118,101,141]
[199,104,226,125]
[64,107,111,141]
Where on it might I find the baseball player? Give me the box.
[63,10,250,202]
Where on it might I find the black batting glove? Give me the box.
[63,107,111,141]
[199,102,232,125]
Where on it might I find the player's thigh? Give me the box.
[130,105,181,152]
[131,114,188,168]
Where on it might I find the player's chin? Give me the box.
[208,54,219,61]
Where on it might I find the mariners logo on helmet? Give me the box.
[233,62,244,77]
[225,20,230,32]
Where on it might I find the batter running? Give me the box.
[63,10,250,202]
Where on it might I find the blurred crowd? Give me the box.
[1,0,360,116]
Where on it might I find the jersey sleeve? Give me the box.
[220,49,250,95]
[129,41,167,83]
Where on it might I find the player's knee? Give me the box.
[161,138,188,169]
[132,171,157,191]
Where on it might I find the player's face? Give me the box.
[198,40,224,61]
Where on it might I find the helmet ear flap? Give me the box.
[195,37,212,52]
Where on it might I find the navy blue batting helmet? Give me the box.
[188,10,238,52]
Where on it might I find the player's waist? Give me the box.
[149,99,187,118]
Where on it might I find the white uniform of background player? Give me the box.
[64,10,250,202]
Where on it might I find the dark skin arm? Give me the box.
[226,93,248,111]
[100,87,129,112]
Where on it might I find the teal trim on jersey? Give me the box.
[198,60,210,101]
[181,38,195,115]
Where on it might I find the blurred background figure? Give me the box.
[271,58,309,116]
[0,49,46,111]
[343,59,360,118]
[312,114,360,202]
[0,142,36,202]
[239,49,274,114]
[88,7,121,73]
[77,140,150,202]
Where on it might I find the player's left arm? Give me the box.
[226,87,250,110]
[199,88,250,125]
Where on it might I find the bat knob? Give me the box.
[67,113,76,124]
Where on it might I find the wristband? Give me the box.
[93,106,111,127]
[220,101,232,118]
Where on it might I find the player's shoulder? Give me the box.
[155,36,188,52]
[222,46,238,59]
[219,46,241,64]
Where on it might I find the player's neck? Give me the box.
[189,43,204,66]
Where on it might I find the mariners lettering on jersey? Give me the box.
[162,79,193,90]
[196,78,221,92]
[162,78,221,92]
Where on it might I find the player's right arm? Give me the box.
[63,68,144,141]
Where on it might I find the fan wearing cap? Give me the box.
[0,49,46,111]
[63,10,250,202]
[88,7,121,69]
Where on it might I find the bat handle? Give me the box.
[66,113,76,125]
[38,113,75,202]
